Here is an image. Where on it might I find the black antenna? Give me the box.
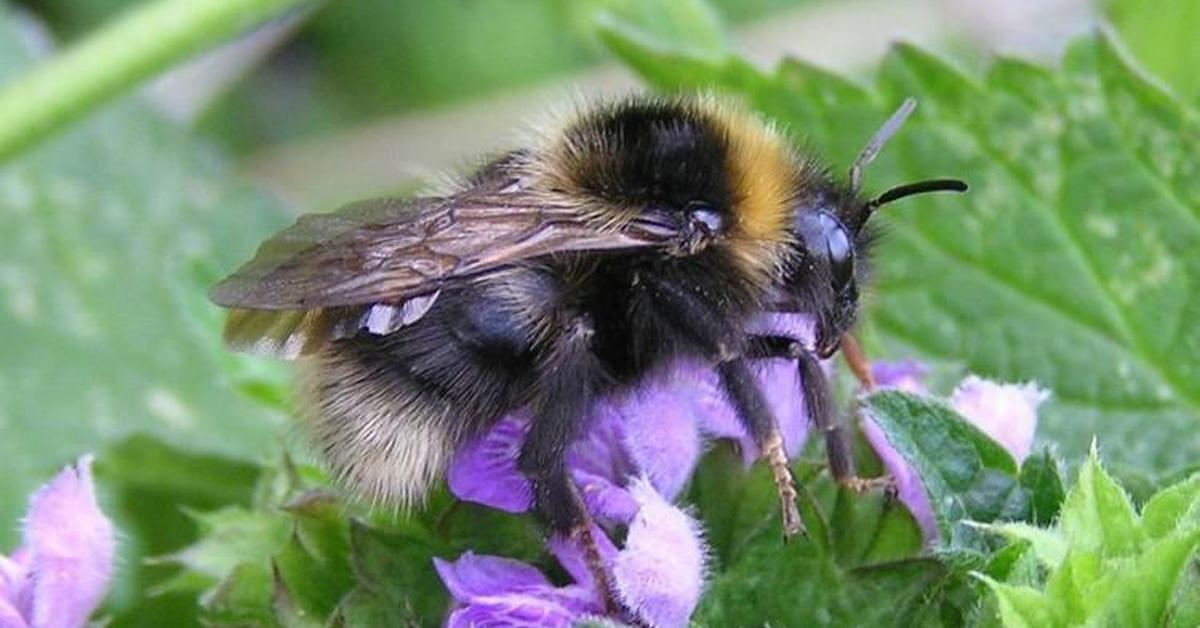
[850,98,916,193]
[869,178,968,209]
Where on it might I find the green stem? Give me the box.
[0,0,314,162]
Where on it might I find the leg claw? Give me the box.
[839,474,895,495]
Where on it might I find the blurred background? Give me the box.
[18,0,1099,210]
[1,0,1195,624]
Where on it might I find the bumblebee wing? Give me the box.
[211,193,675,357]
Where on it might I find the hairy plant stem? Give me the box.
[0,0,314,162]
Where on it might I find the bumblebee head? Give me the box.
[538,96,964,357]
[787,99,966,357]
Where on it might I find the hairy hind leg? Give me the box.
[516,315,621,615]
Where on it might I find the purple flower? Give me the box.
[442,313,811,626]
[435,552,602,627]
[862,364,1049,543]
[448,313,817,516]
[871,359,928,395]
[446,410,535,514]
[2,456,116,628]
[447,409,639,524]
[949,376,1047,463]
[436,478,706,628]
[611,479,707,628]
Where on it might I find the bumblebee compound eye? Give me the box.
[824,214,854,289]
[796,210,855,292]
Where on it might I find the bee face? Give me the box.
[791,201,864,357]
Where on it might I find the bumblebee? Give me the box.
[211,95,963,575]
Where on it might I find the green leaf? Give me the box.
[859,499,924,564]
[1098,529,1200,626]
[686,442,782,566]
[601,23,1200,475]
[696,529,948,626]
[95,436,259,619]
[201,562,277,625]
[1059,444,1143,558]
[591,0,727,62]
[1166,552,1200,628]
[0,9,288,549]
[1020,449,1066,527]
[975,576,1064,628]
[339,519,449,627]
[982,540,1039,585]
[1142,473,1200,539]
[162,506,289,595]
[976,459,1200,627]
[863,390,1027,542]
[975,523,1066,569]
[1043,551,1107,623]
[273,520,355,620]
[271,561,325,628]
[1101,0,1200,104]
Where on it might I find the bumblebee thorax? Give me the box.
[533,96,812,288]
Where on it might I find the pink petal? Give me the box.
[691,357,808,466]
[571,470,639,524]
[612,478,707,628]
[0,598,29,628]
[950,377,1047,463]
[22,456,115,628]
[0,551,29,607]
[756,359,809,458]
[436,552,601,626]
[434,552,551,603]
[448,413,535,513]
[547,525,618,594]
[690,364,752,456]
[860,418,938,544]
[693,313,817,466]
[566,404,634,491]
[445,591,585,628]
[871,360,929,395]
[611,383,702,501]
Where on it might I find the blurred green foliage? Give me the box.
[28,0,816,153]
[0,7,289,551]
[1102,0,1200,105]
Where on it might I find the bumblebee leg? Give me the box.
[718,358,805,539]
[636,276,805,537]
[832,334,896,493]
[747,335,860,489]
[515,316,620,614]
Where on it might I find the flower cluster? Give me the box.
[439,314,1048,626]
[864,362,1049,543]
[2,456,116,628]
[441,315,814,627]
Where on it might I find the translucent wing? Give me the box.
[211,192,676,358]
